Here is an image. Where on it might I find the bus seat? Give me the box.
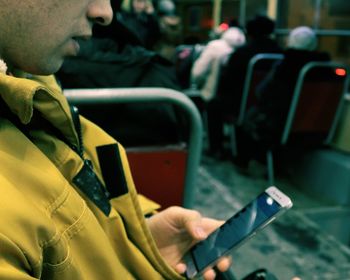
[267,61,350,185]
[237,53,285,126]
[126,145,187,209]
[226,53,284,156]
[65,88,203,209]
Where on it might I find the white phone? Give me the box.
[183,186,293,279]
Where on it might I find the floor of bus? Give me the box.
[193,151,350,280]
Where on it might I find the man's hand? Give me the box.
[147,206,232,279]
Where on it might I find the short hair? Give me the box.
[287,26,318,51]
[157,0,176,16]
[246,15,275,37]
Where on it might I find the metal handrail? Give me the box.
[64,87,203,208]
[275,29,350,37]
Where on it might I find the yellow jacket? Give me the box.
[0,73,183,279]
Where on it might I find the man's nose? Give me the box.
[88,0,113,26]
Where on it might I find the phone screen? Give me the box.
[190,192,282,271]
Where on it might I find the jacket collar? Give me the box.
[0,72,79,148]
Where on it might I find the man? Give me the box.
[218,15,282,115]
[191,27,246,102]
[207,15,282,157]
[0,0,230,279]
[234,26,331,167]
[120,0,160,49]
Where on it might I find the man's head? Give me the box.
[157,0,176,17]
[246,15,275,38]
[0,0,112,75]
[221,27,246,49]
[131,0,149,14]
[287,26,318,51]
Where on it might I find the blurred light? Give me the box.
[335,68,346,76]
[219,22,229,31]
[266,197,274,205]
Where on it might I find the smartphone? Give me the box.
[183,186,293,279]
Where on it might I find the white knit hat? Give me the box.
[287,26,318,51]
[221,27,246,48]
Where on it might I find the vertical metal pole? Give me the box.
[239,0,246,27]
[266,150,275,186]
[267,0,278,20]
[213,0,223,28]
[314,0,322,30]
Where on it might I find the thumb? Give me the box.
[179,209,208,241]
[185,216,223,241]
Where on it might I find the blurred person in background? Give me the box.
[197,26,246,157]
[120,0,161,49]
[191,27,246,102]
[153,0,183,61]
[217,15,282,117]
[234,26,331,168]
[56,0,185,148]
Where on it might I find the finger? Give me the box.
[185,216,224,244]
[174,262,187,275]
[179,209,208,240]
[202,268,216,280]
[199,217,225,235]
[215,256,232,272]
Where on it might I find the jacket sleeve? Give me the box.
[138,194,161,216]
[0,234,38,280]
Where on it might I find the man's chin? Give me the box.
[25,60,64,76]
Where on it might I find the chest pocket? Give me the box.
[41,241,81,280]
[40,186,88,280]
